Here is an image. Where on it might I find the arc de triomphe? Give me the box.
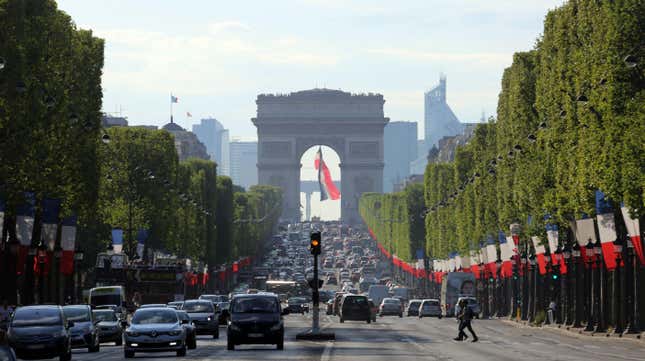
[253,89,389,224]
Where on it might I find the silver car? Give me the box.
[419,299,442,318]
[182,300,220,338]
[123,307,186,358]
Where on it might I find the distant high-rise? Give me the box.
[424,75,464,149]
[383,121,417,192]
[229,140,257,190]
[192,118,230,175]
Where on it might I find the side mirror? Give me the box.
[121,320,128,328]
[67,321,75,328]
[281,309,290,316]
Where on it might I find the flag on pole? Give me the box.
[532,236,547,275]
[136,229,149,260]
[186,112,192,117]
[595,190,617,270]
[16,192,36,275]
[545,222,559,265]
[621,206,644,266]
[171,94,179,103]
[60,215,77,275]
[41,198,61,251]
[314,147,340,201]
[111,228,124,254]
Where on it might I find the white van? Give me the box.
[89,286,126,317]
[367,285,389,306]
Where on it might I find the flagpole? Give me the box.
[170,92,173,123]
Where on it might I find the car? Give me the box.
[326,275,337,285]
[7,305,73,361]
[199,294,228,304]
[217,302,230,325]
[339,295,371,324]
[123,307,186,358]
[406,299,422,317]
[62,305,100,353]
[286,297,308,314]
[326,299,334,315]
[419,299,442,318]
[182,300,219,339]
[227,293,289,351]
[92,309,123,345]
[379,298,403,317]
[174,310,196,349]
[454,297,481,318]
[167,301,184,309]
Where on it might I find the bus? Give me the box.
[266,280,308,298]
[440,272,476,317]
[89,286,126,317]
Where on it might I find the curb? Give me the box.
[501,319,645,344]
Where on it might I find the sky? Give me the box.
[57,0,565,220]
[57,0,564,140]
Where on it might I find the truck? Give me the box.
[440,272,476,317]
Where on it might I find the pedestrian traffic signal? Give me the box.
[552,274,558,280]
[310,231,321,255]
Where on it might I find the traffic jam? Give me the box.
[1,222,477,359]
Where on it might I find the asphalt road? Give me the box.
[70,312,644,361]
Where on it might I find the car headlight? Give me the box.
[229,323,241,331]
[167,330,182,336]
[125,331,139,337]
[269,322,282,331]
[207,316,212,321]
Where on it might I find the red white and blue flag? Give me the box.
[315,147,340,201]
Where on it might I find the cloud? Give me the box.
[207,21,251,35]
[366,48,512,65]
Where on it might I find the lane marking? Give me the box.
[320,341,334,361]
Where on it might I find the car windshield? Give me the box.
[92,311,117,322]
[232,297,279,313]
[345,297,367,305]
[63,306,91,322]
[11,308,62,327]
[91,295,121,307]
[183,302,213,313]
[384,299,399,304]
[132,310,178,324]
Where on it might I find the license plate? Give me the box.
[27,344,46,350]
[247,333,263,338]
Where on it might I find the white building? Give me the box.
[229,140,257,190]
[192,118,230,176]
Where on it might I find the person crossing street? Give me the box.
[454,299,478,342]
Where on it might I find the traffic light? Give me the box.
[310,231,321,255]
[552,273,558,280]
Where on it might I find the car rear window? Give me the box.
[12,307,62,327]
[232,297,279,313]
[183,302,214,313]
[63,306,91,322]
[345,297,367,305]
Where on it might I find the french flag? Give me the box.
[315,147,340,201]
[498,231,514,278]
[60,216,77,275]
[595,191,617,270]
[532,236,547,275]
[485,236,498,278]
[16,192,36,275]
[469,250,480,279]
[621,206,644,266]
[545,222,559,266]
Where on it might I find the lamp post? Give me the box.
[54,245,63,305]
[73,248,84,304]
[544,252,552,324]
[495,258,502,316]
[37,242,47,304]
[562,243,571,326]
[8,238,20,304]
[528,254,536,323]
[571,243,583,328]
[612,238,624,334]
[624,238,641,334]
[593,239,607,333]
[584,240,595,332]
[554,246,562,324]
[520,250,528,320]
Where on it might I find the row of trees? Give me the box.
[360,0,643,262]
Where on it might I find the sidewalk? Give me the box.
[501,318,645,344]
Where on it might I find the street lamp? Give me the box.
[612,238,624,334]
[74,248,84,304]
[528,254,536,322]
[495,258,503,317]
[593,239,606,333]
[520,250,528,320]
[624,238,641,334]
[562,243,571,326]
[571,243,582,328]
[37,242,47,304]
[54,245,63,304]
[584,240,595,332]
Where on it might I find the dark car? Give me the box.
[182,300,219,339]
[92,309,123,345]
[339,295,371,324]
[286,297,308,314]
[7,305,73,361]
[174,310,196,349]
[62,305,100,353]
[217,302,230,325]
[227,294,288,351]
[123,307,186,358]
[406,299,422,317]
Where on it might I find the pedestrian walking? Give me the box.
[454,299,478,342]
[547,300,556,325]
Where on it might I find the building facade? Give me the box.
[229,140,257,190]
[192,118,230,175]
[383,121,417,192]
[423,75,464,150]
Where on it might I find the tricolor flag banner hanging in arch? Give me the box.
[314,147,340,201]
[621,206,644,266]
